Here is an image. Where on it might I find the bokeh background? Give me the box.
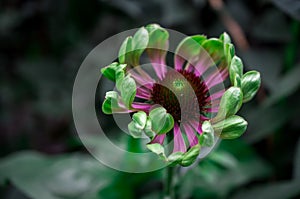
[1,0,300,198]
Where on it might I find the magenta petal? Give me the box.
[131,102,152,112]
[174,56,185,71]
[189,120,203,134]
[151,60,167,80]
[193,54,214,76]
[205,68,229,88]
[173,124,186,153]
[151,134,166,145]
[129,69,155,86]
[207,90,225,101]
[183,123,198,148]
[136,86,152,99]
[203,107,219,113]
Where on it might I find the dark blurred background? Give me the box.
[0,0,300,199]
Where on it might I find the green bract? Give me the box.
[213,115,248,139]
[241,71,261,103]
[101,62,126,82]
[149,107,174,135]
[214,87,243,122]
[200,121,215,147]
[102,91,121,114]
[229,56,243,86]
[119,75,136,108]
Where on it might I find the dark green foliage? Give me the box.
[0,0,300,198]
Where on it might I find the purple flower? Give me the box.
[101,24,260,166]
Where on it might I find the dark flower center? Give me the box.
[151,70,210,123]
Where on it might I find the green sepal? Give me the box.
[241,71,261,103]
[199,121,214,147]
[229,56,243,86]
[131,27,149,66]
[128,121,144,138]
[219,32,235,64]
[101,62,126,82]
[119,75,136,108]
[180,144,201,167]
[212,115,248,139]
[175,35,207,61]
[102,91,120,114]
[132,111,147,129]
[232,73,242,87]
[167,152,184,166]
[201,38,225,64]
[146,143,166,160]
[219,32,231,44]
[149,107,174,134]
[214,87,243,122]
[144,118,156,138]
[146,24,169,48]
[118,36,133,64]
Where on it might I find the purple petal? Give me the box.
[192,53,215,76]
[151,134,166,145]
[173,124,186,153]
[205,68,229,88]
[131,102,153,112]
[136,86,152,99]
[183,123,198,148]
[189,120,203,134]
[129,69,155,86]
[151,59,167,80]
[207,90,225,101]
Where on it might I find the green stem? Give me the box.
[164,166,175,199]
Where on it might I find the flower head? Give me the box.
[101,24,261,166]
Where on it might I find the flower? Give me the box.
[101,24,261,166]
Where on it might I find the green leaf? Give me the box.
[241,71,261,103]
[213,87,243,122]
[229,56,244,86]
[0,152,113,199]
[119,75,136,108]
[118,36,133,64]
[294,138,300,179]
[213,115,248,139]
[180,144,201,167]
[101,62,126,82]
[264,64,300,106]
[149,107,174,134]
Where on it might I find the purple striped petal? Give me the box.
[183,123,198,148]
[189,120,203,134]
[173,124,186,153]
[207,90,225,101]
[150,134,166,145]
[205,68,229,88]
[131,102,153,112]
[136,86,152,99]
[152,62,167,80]
[129,69,155,86]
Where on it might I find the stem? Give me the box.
[164,166,175,199]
